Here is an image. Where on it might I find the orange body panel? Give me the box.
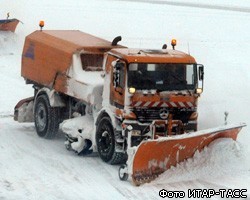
[21,30,124,91]
[0,19,19,32]
[22,31,78,88]
[131,124,245,185]
[53,73,69,94]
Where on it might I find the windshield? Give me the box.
[128,63,197,91]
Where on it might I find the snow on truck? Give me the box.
[14,30,246,185]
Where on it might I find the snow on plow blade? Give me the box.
[130,123,246,186]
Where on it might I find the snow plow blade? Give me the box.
[130,123,246,186]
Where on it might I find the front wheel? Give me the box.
[34,94,59,139]
[96,116,127,164]
[118,164,128,181]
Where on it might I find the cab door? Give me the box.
[110,60,126,108]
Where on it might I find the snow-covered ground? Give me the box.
[1,0,250,199]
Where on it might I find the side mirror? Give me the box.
[115,62,124,71]
[113,62,124,87]
[198,65,204,80]
[113,69,120,88]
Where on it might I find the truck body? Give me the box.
[15,30,245,185]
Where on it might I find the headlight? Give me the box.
[128,87,136,94]
[196,88,203,94]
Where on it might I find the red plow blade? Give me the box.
[130,123,246,186]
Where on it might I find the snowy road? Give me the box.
[1,0,250,199]
[1,117,249,199]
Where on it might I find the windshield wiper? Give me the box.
[170,74,192,95]
[171,74,186,84]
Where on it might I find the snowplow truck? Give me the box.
[15,30,246,185]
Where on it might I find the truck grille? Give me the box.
[132,107,194,123]
[133,108,160,122]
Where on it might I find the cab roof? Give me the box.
[109,48,196,64]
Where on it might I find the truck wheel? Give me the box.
[96,117,126,164]
[118,164,128,181]
[34,94,59,139]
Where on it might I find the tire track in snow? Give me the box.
[111,0,250,14]
[0,180,14,192]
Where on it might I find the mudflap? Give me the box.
[128,123,246,186]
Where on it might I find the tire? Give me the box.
[96,116,126,164]
[34,94,59,139]
[118,164,128,181]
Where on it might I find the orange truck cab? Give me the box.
[105,48,204,147]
